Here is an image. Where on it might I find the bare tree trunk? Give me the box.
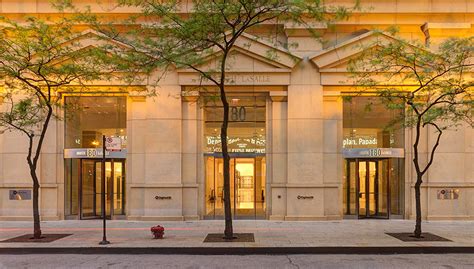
[220,84,233,239]
[412,121,442,238]
[31,168,42,239]
[414,176,422,238]
[28,106,53,240]
[412,115,423,238]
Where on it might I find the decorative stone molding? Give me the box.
[269,91,288,102]
[129,95,146,102]
[323,91,341,101]
[176,32,300,86]
[284,22,327,37]
[181,90,200,102]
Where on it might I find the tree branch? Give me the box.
[421,122,443,175]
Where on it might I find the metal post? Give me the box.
[99,135,110,245]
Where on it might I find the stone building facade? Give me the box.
[0,1,473,221]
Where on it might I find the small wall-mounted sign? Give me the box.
[343,137,378,148]
[155,196,172,200]
[437,189,459,200]
[9,190,32,200]
[297,195,314,200]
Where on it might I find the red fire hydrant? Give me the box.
[151,225,165,239]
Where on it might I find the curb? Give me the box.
[1,247,473,255]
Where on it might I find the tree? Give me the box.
[0,16,106,239]
[348,32,473,238]
[72,0,357,239]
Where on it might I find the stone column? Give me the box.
[127,94,146,219]
[128,70,184,220]
[286,58,325,220]
[181,91,200,220]
[268,91,288,220]
[322,94,343,219]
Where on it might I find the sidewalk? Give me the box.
[1,220,473,254]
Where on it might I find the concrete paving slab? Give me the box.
[0,220,472,254]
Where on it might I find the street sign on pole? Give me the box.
[105,136,122,151]
[99,135,110,245]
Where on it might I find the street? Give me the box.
[1,254,473,269]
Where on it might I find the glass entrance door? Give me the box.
[80,159,125,219]
[357,159,389,218]
[205,156,266,219]
[80,159,100,219]
[345,159,389,219]
[234,158,255,219]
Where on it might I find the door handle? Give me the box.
[359,192,364,198]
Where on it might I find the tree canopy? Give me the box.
[0,14,109,238]
[348,31,473,237]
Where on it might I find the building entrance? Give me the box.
[205,155,266,219]
[345,159,389,219]
[79,159,125,219]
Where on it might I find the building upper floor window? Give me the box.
[343,96,404,149]
[203,94,266,153]
[64,96,127,149]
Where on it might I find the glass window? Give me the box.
[343,96,405,217]
[204,95,266,153]
[390,158,404,215]
[64,159,79,216]
[343,96,404,149]
[64,96,127,149]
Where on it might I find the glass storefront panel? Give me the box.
[204,95,266,154]
[235,159,254,210]
[358,161,367,216]
[65,159,124,219]
[113,162,125,215]
[82,159,100,218]
[390,159,404,215]
[205,157,216,216]
[204,156,265,219]
[64,96,126,218]
[65,96,127,149]
[256,157,266,218]
[349,159,390,219]
[343,96,404,218]
[343,96,404,149]
[377,160,389,216]
[65,159,79,216]
[343,160,357,215]
[203,94,266,219]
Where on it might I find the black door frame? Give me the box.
[346,158,390,219]
[78,158,125,220]
[205,153,265,220]
[233,157,257,220]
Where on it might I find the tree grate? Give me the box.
[1,234,72,243]
[204,233,255,243]
[386,233,451,242]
